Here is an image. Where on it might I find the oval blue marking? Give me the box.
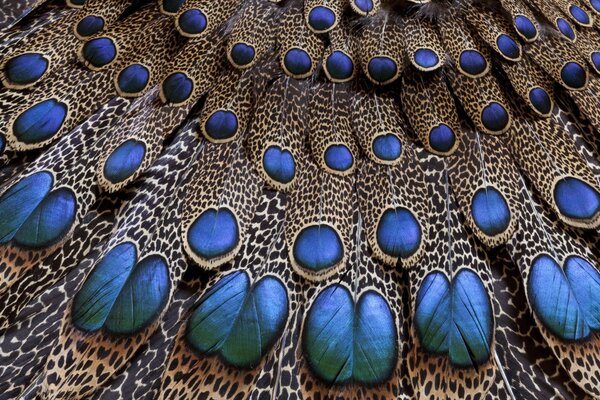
[553,177,600,220]
[496,34,520,60]
[308,6,336,32]
[557,18,576,40]
[187,208,239,260]
[561,62,587,89]
[0,171,53,244]
[324,145,353,171]
[162,0,185,13]
[570,5,590,24]
[325,51,354,81]
[528,87,551,115]
[70,0,86,5]
[414,48,439,69]
[76,15,104,37]
[353,0,373,13]
[372,134,402,161]
[514,15,537,40]
[178,9,207,35]
[82,37,116,68]
[590,0,600,12]
[293,224,343,272]
[0,135,5,153]
[262,146,295,184]
[459,50,487,76]
[230,43,255,66]
[376,207,421,259]
[481,102,509,132]
[13,188,76,248]
[367,56,397,83]
[4,53,48,85]
[13,99,67,144]
[161,72,193,104]
[117,64,150,94]
[471,187,511,236]
[283,48,312,76]
[429,124,456,153]
[204,110,238,140]
[103,139,146,184]
[591,52,600,72]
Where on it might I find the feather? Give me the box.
[323,20,358,83]
[359,17,405,85]
[499,0,540,42]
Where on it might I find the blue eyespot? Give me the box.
[76,15,105,37]
[229,43,255,67]
[325,51,354,81]
[117,64,150,94]
[367,57,397,83]
[514,15,537,40]
[459,50,487,76]
[82,37,116,68]
[283,48,312,76]
[178,9,207,35]
[4,53,49,86]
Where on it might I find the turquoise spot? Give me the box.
[514,15,537,40]
[414,48,439,69]
[303,285,396,385]
[204,110,238,140]
[293,224,343,272]
[161,72,193,104]
[415,269,493,368]
[324,145,353,171]
[0,171,53,244]
[178,9,207,35]
[263,146,295,184]
[528,87,551,115]
[367,57,397,83]
[186,272,288,368]
[76,15,104,37]
[103,140,146,184]
[561,62,587,89]
[459,50,487,76]
[353,0,373,13]
[308,6,336,32]
[325,51,354,81]
[376,207,421,259]
[82,37,116,68]
[4,53,48,85]
[557,18,575,41]
[570,5,590,24]
[13,99,67,144]
[496,34,520,60]
[162,0,185,13]
[372,134,402,161]
[230,43,255,67]
[471,187,511,236]
[429,124,456,153]
[283,48,312,76]
[481,102,509,132]
[117,64,150,94]
[553,177,600,220]
[187,208,239,260]
[528,254,600,341]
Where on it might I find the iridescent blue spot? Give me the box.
[103,140,146,184]
[561,62,587,89]
[230,43,255,67]
[262,146,295,184]
[591,52,600,72]
[353,0,373,13]
[376,207,421,259]
[514,15,537,40]
[186,272,289,368]
[553,177,600,220]
[0,135,5,153]
[13,99,67,144]
[590,0,600,13]
[187,208,239,260]
[557,18,576,41]
[4,53,48,85]
[162,0,185,13]
[367,57,397,83]
[415,269,493,368]
[69,0,86,5]
[76,15,104,37]
[117,64,150,94]
[204,110,238,140]
[283,48,312,76]
[528,87,551,115]
[414,48,439,69]
[471,187,511,236]
[308,6,336,32]
[496,34,520,60]
[293,224,343,272]
[481,102,509,132]
[429,124,456,153]
[372,134,402,161]
[325,51,354,81]
[570,5,590,24]
[161,72,193,104]
[0,171,53,244]
[528,254,600,341]
[178,9,207,35]
[303,285,396,385]
[459,50,487,76]
[82,37,116,68]
[324,145,353,171]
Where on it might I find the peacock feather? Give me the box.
[0,0,598,399]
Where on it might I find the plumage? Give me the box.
[0,1,599,399]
